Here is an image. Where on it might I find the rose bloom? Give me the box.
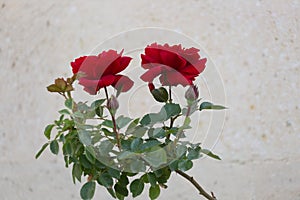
[71,50,133,95]
[140,43,207,86]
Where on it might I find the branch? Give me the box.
[175,170,217,200]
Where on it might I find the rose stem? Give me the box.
[169,86,172,103]
[104,86,109,100]
[175,170,217,200]
[104,87,121,150]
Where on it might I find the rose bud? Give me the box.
[185,85,199,101]
[107,95,119,113]
[148,82,155,92]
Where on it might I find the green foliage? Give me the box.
[80,181,96,200]
[150,87,169,103]
[44,124,55,139]
[50,140,59,155]
[149,184,160,200]
[130,179,144,197]
[35,143,49,159]
[37,80,226,200]
[199,101,227,111]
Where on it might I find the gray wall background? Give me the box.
[0,0,299,199]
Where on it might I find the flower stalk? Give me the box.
[104,87,121,150]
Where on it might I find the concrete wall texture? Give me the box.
[0,0,299,199]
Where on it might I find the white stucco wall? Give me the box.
[0,0,299,199]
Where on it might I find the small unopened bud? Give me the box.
[185,85,199,101]
[148,83,155,92]
[107,95,119,112]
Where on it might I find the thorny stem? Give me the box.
[104,87,121,150]
[175,170,217,200]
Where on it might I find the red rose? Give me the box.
[71,50,133,95]
[140,43,207,86]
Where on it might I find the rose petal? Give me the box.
[71,56,87,74]
[145,47,161,62]
[78,56,99,78]
[141,54,161,68]
[159,70,192,86]
[160,50,186,69]
[78,75,115,95]
[192,58,207,74]
[140,66,163,82]
[112,75,134,92]
[107,56,132,75]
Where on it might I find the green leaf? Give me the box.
[148,128,166,139]
[140,139,161,151]
[126,118,139,130]
[116,115,132,129]
[130,159,146,173]
[44,124,55,140]
[168,160,178,171]
[151,87,168,103]
[149,184,160,200]
[118,174,129,186]
[35,143,49,159]
[91,99,106,108]
[178,159,193,171]
[108,168,121,179]
[91,99,105,116]
[199,102,227,111]
[160,103,181,120]
[141,174,149,183]
[114,183,128,197]
[97,140,114,156]
[156,168,171,184]
[95,106,103,117]
[64,155,69,168]
[140,113,164,126]
[72,111,85,119]
[50,140,59,155]
[130,179,144,198]
[187,148,200,160]
[58,109,71,115]
[72,163,82,183]
[85,146,96,164]
[102,120,114,128]
[65,99,74,109]
[147,173,156,186]
[62,142,73,155]
[200,149,221,160]
[130,138,143,152]
[80,181,96,200]
[98,173,113,188]
[116,192,124,200]
[117,151,136,160]
[126,125,148,138]
[144,148,167,168]
[80,155,92,169]
[78,130,92,146]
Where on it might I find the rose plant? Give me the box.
[36,43,226,200]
